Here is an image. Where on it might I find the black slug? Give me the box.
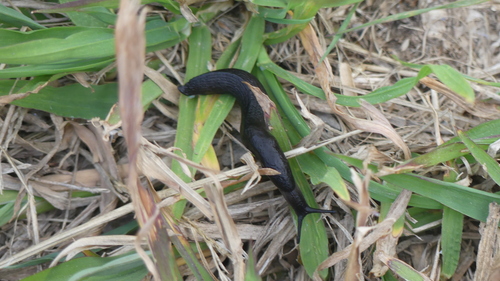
[178,68,335,242]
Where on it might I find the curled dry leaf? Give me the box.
[294,89,325,148]
[420,77,500,119]
[50,235,144,266]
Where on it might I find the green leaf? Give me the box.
[382,174,500,223]
[0,58,114,79]
[256,6,287,19]
[0,4,46,30]
[171,24,212,219]
[395,142,489,172]
[245,250,262,281]
[0,202,15,228]
[259,60,432,107]
[388,258,426,281]
[407,207,442,230]
[429,64,475,103]
[233,15,265,70]
[440,206,463,278]
[320,2,358,64]
[75,8,118,26]
[106,79,165,125]
[62,6,112,27]
[3,82,118,119]
[0,18,189,65]
[263,16,314,25]
[298,153,349,201]
[20,252,149,281]
[0,27,116,65]
[249,0,288,8]
[337,0,490,36]
[458,131,500,186]
[332,153,443,209]
[442,118,500,145]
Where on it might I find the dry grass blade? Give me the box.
[138,142,213,219]
[115,0,171,279]
[343,170,373,281]
[420,77,500,120]
[315,190,411,275]
[144,66,180,106]
[474,202,500,281]
[50,235,144,266]
[0,204,134,268]
[299,22,410,160]
[203,175,246,280]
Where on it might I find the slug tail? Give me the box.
[296,207,336,243]
[296,213,306,244]
[304,206,337,215]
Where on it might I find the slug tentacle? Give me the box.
[178,68,335,243]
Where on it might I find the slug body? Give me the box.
[178,69,335,242]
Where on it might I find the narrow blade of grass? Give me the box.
[171,24,212,217]
[0,3,46,29]
[382,174,500,223]
[337,0,490,36]
[428,64,475,103]
[458,131,500,186]
[441,206,463,279]
[19,252,149,281]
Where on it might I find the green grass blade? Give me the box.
[171,23,211,194]
[394,118,500,172]
[332,153,443,208]
[382,174,500,222]
[62,5,111,28]
[338,0,490,36]
[1,81,117,119]
[249,0,288,7]
[458,131,500,186]
[443,119,500,145]
[0,18,189,65]
[245,249,262,281]
[319,0,362,7]
[20,252,148,281]
[34,0,159,13]
[441,206,463,278]
[263,0,361,44]
[395,142,489,172]
[232,15,265,70]
[0,3,46,30]
[215,38,240,69]
[2,79,162,121]
[297,153,349,200]
[0,58,114,79]
[258,59,325,99]
[0,27,116,65]
[388,258,426,281]
[428,64,475,103]
[106,80,165,125]
[319,2,358,64]
[259,59,432,107]
[74,8,118,26]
